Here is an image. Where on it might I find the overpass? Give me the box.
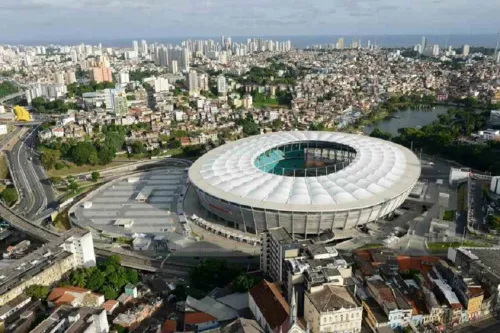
[0,202,60,242]
[0,91,25,104]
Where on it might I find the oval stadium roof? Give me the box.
[189,131,421,212]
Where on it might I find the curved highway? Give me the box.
[7,126,56,217]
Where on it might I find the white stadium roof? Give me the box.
[189,131,421,212]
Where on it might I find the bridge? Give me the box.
[0,202,60,242]
[0,91,25,104]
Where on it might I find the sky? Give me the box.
[0,0,499,43]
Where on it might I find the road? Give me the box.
[0,201,60,242]
[470,178,488,231]
[0,91,25,104]
[7,126,55,218]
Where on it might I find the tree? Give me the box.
[97,145,115,165]
[68,181,79,191]
[130,141,146,154]
[369,128,392,141]
[25,285,49,300]
[126,269,139,284]
[91,171,100,182]
[100,285,119,300]
[70,141,98,166]
[309,122,326,131]
[232,273,261,292]
[189,259,241,292]
[168,138,182,149]
[87,270,105,291]
[70,269,87,287]
[1,187,18,206]
[40,148,61,170]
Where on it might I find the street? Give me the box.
[6,125,56,218]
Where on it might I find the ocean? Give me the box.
[9,34,500,48]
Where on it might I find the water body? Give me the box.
[9,34,500,48]
[362,105,450,136]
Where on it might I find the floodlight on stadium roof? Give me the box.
[189,131,421,213]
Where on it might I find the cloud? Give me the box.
[0,0,499,42]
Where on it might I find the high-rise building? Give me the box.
[187,70,199,93]
[118,72,130,84]
[217,75,227,95]
[219,51,228,65]
[66,71,76,84]
[170,60,178,74]
[167,47,190,72]
[70,49,78,63]
[104,87,128,116]
[421,36,428,53]
[432,44,440,57]
[198,73,209,92]
[90,65,112,83]
[157,47,168,67]
[154,77,170,93]
[337,37,344,50]
[141,39,148,54]
[54,72,65,85]
[462,44,470,57]
[260,227,300,282]
[132,40,139,53]
[496,52,500,64]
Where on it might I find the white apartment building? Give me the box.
[217,75,227,95]
[118,72,130,84]
[187,70,199,94]
[304,285,363,333]
[154,77,170,93]
[60,230,96,268]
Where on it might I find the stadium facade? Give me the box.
[189,131,421,236]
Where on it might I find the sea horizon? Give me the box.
[2,34,499,49]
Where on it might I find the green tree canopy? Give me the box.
[25,285,50,300]
[40,148,61,170]
[1,187,18,206]
[189,259,241,292]
[232,273,261,292]
[91,171,100,182]
[369,128,392,141]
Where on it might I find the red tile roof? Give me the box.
[162,319,177,333]
[101,300,119,312]
[249,280,289,330]
[48,287,89,303]
[184,312,217,325]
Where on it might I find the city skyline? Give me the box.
[0,0,499,43]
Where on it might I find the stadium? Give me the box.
[188,131,421,236]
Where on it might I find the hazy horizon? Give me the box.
[1,0,499,44]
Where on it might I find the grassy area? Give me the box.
[427,241,487,252]
[60,183,100,202]
[116,237,133,245]
[443,210,455,221]
[0,154,9,179]
[46,161,130,177]
[357,243,384,250]
[253,101,283,109]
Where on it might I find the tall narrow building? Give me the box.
[187,70,199,94]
